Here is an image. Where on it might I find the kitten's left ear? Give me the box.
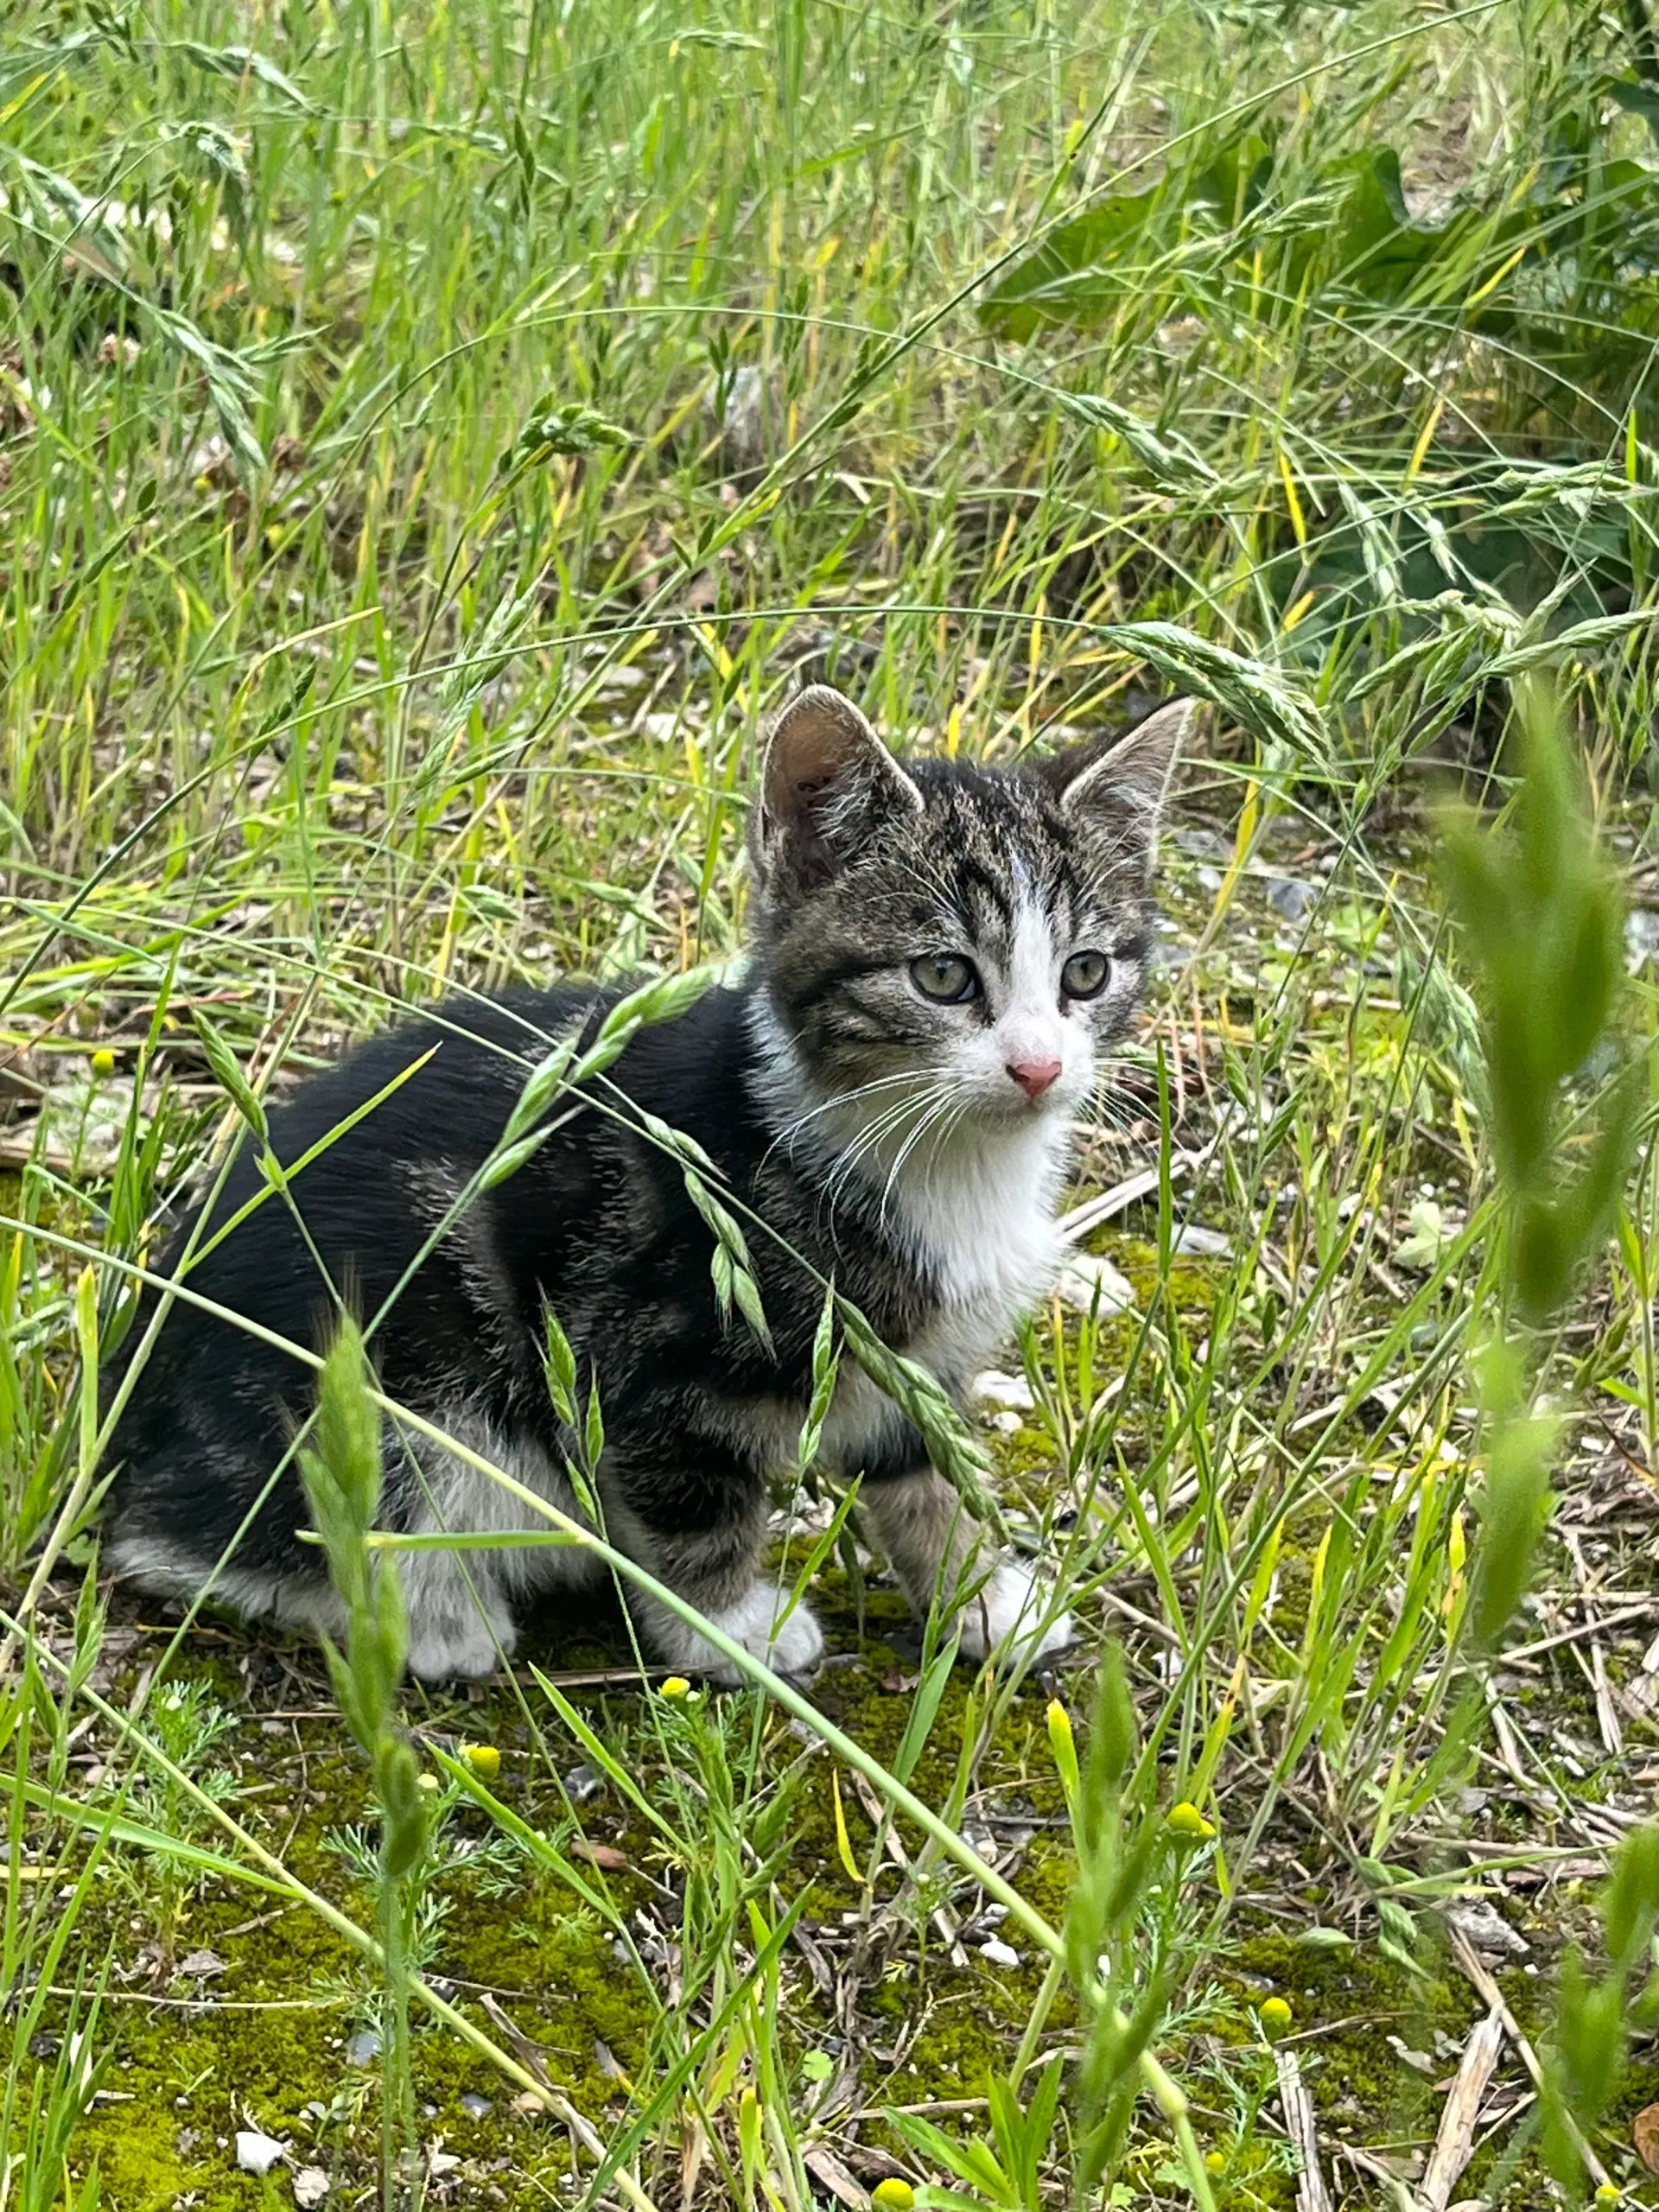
[1042,698,1193,868]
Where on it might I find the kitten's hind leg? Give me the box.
[391,1420,537,1681]
[861,1465,1073,1663]
[400,1551,518,1681]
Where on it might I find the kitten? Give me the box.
[105,683,1187,1683]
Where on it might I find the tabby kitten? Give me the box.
[105,684,1187,1682]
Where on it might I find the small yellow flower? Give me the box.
[1166,1800,1217,1841]
[1259,1996,1293,2038]
[871,2183,915,2212]
[463,1744,501,1781]
[1594,2189,1620,2208]
[1204,2150,1227,2177]
[91,1049,116,1078]
[417,1772,440,1793]
[659,1676,692,1700]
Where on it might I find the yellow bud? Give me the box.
[417,1772,440,1792]
[1259,1996,1293,2038]
[1046,1699,1079,1801]
[659,1675,691,1699]
[736,2080,763,2166]
[1594,2190,1620,2208]
[463,1744,500,1781]
[872,2184,915,2212]
[91,1049,116,1078]
[1204,2151,1226,2176]
[1166,1800,1217,1841]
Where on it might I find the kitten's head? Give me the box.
[747,683,1188,1131]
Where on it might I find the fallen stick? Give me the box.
[1447,1929,1612,2193]
[1415,2002,1503,2211]
[1275,2045,1334,2212]
[1058,1139,1214,1245]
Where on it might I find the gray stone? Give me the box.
[1266,875,1317,923]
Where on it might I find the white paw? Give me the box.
[404,1608,518,1682]
[957,1558,1072,1664]
[657,1581,825,1686]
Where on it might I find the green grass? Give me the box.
[4,0,1659,2204]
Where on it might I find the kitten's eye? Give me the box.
[1061,950,1112,1001]
[910,953,980,1004]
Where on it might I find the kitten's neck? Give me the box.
[743,985,1072,1310]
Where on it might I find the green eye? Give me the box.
[910,953,980,1004]
[1061,950,1111,1000]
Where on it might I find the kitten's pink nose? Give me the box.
[1006,1056,1061,1101]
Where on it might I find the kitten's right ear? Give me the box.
[754,684,923,889]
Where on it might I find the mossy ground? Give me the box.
[67,1567,1082,2209]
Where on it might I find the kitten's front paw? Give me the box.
[957,1559,1072,1665]
[660,1583,825,1686]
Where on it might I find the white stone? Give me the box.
[1172,1224,1230,1259]
[970,1369,1036,1411]
[1054,1253,1135,1314]
[235,2131,287,2177]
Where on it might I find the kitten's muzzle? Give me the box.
[1005,1054,1062,1102]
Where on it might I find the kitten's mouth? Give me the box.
[972,1077,1072,1125]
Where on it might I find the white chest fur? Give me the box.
[734,1108,1070,1481]
[884,1111,1068,1380]
[743,995,1072,1473]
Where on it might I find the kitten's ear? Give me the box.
[1043,698,1192,871]
[755,684,924,888]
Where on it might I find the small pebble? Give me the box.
[563,1763,603,1805]
[969,1369,1036,1412]
[346,2028,382,2067]
[979,1938,1021,1969]
[1443,1897,1529,1958]
[461,2092,493,2119]
[292,2168,329,2208]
